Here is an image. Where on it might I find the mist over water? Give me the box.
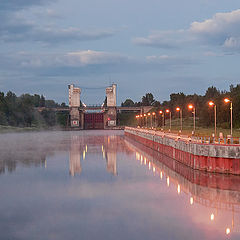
[0,130,240,240]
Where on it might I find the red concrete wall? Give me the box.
[125,131,240,175]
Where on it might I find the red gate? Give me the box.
[84,113,104,129]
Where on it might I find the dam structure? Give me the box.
[125,127,240,175]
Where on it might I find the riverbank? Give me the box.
[0,125,67,133]
[125,127,240,175]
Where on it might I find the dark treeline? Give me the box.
[0,91,68,127]
[121,93,160,108]
[122,84,240,128]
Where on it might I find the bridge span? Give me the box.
[37,84,153,129]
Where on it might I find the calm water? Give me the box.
[0,130,240,240]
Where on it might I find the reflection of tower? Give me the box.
[106,152,117,175]
[69,136,81,176]
[105,136,117,175]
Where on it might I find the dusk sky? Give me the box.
[1,0,240,105]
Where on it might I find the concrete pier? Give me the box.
[125,127,240,175]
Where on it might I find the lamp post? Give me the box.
[135,115,139,127]
[208,101,217,137]
[224,98,233,136]
[144,114,147,128]
[166,109,171,132]
[176,107,182,132]
[152,112,156,128]
[140,114,143,127]
[188,104,195,134]
[159,110,164,128]
[147,112,151,129]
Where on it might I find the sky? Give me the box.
[0,0,240,105]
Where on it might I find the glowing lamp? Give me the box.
[188,104,193,109]
[208,101,214,106]
[226,228,231,235]
[166,109,170,113]
[176,107,180,111]
[224,98,230,103]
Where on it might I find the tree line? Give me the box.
[0,91,68,127]
[121,84,240,128]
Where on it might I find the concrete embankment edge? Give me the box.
[124,127,240,175]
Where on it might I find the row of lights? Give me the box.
[208,98,233,136]
[135,151,232,236]
[136,98,233,136]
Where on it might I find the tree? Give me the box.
[39,95,45,107]
[142,93,155,106]
[121,99,134,107]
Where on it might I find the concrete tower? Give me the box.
[68,84,81,127]
[105,84,117,127]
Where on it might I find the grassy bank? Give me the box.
[0,125,67,133]
[139,117,240,138]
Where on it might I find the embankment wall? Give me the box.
[125,127,240,175]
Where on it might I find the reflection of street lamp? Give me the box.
[166,109,171,131]
[224,98,233,136]
[176,107,182,132]
[188,104,196,134]
[159,110,164,128]
[208,101,217,137]
[177,184,181,194]
[226,228,231,235]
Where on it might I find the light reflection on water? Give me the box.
[0,130,240,240]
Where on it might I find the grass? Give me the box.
[140,117,240,138]
[0,125,40,133]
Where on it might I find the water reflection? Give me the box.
[1,131,240,239]
[125,137,240,238]
[68,135,118,176]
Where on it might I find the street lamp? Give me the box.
[224,98,233,136]
[140,114,143,127]
[135,115,138,127]
[208,101,217,137]
[176,107,182,132]
[152,112,156,128]
[188,104,196,134]
[159,110,164,128]
[148,112,151,129]
[144,114,147,128]
[166,109,171,131]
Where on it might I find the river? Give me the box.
[0,130,239,240]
